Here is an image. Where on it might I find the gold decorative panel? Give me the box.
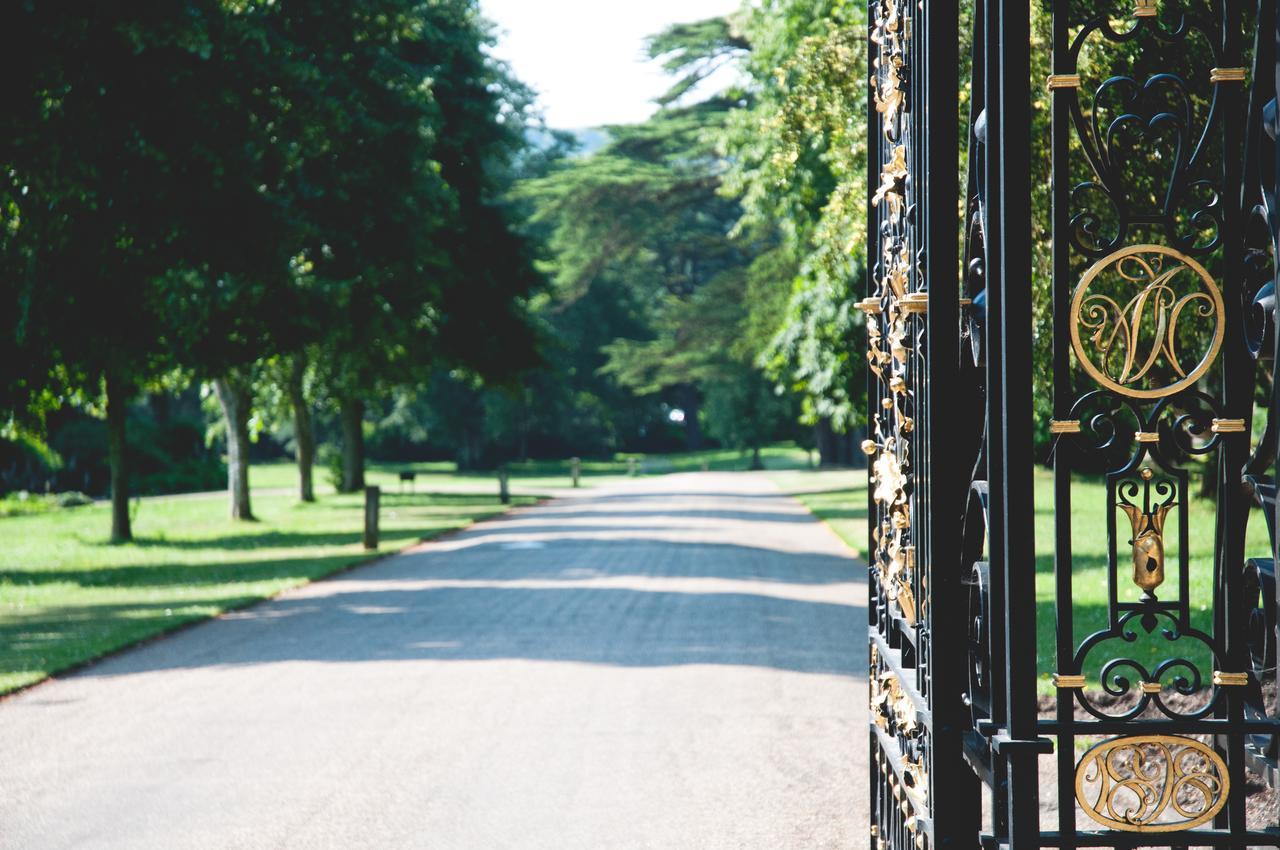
[1074,735,1228,832]
[1069,245,1224,399]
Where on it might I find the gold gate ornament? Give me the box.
[1074,735,1229,832]
[1069,245,1225,399]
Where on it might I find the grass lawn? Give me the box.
[0,443,814,696]
[0,487,536,695]
[250,444,815,497]
[773,465,1270,695]
[771,468,869,558]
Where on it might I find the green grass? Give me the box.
[771,465,1270,696]
[771,468,869,557]
[0,443,814,696]
[0,487,535,694]
[1030,467,1270,695]
[250,445,815,496]
[11,444,1240,701]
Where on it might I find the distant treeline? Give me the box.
[1,1,873,539]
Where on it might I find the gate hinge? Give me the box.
[990,734,1054,755]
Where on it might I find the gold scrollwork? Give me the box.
[1075,735,1228,832]
[1070,245,1225,400]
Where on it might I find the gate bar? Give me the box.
[992,0,1040,844]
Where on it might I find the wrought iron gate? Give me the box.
[866,0,1280,846]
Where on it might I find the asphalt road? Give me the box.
[0,472,867,849]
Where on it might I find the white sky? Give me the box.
[480,0,741,129]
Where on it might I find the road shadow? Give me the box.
[68,584,866,679]
[13,484,868,686]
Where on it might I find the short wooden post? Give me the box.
[498,467,510,505]
[570,457,581,488]
[363,486,380,550]
[627,457,638,477]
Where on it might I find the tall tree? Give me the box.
[0,2,302,538]
[720,0,870,440]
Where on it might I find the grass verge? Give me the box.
[0,488,535,694]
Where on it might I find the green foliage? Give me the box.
[721,0,869,431]
[0,1,546,528]
[0,491,92,518]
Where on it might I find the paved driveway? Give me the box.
[0,472,866,849]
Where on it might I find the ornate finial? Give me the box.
[1120,470,1173,596]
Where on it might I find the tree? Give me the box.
[720,0,870,440]
[299,0,541,491]
[518,95,758,449]
[0,2,305,539]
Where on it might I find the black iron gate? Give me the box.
[867,1,1280,846]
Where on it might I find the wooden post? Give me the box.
[498,467,510,505]
[570,457,581,488]
[363,486,380,550]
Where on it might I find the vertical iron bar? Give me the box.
[1217,0,1249,839]
[924,0,978,845]
[982,0,1009,836]
[1049,0,1075,844]
[867,3,881,845]
[995,0,1039,845]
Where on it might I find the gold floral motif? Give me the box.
[1070,245,1225,399]
[870,0,906,134]
[872,145,908,221]
[872,448,907,507]
[901,755,928,807]
[1075,736,1228,832]
[871,669,916,735]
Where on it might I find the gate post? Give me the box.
[989,0,1042,845]
[922,0,982,845]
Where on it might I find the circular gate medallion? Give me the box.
[1070,245,1224,400]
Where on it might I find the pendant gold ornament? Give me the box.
[1119,500,1171,594]
[1070,245,1224,400]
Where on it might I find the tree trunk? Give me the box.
[287,357,315,503]
[680,385,704,450]
[815,418,836,467]
[340,397,365,493]
[750,444,763,471]
[214,376,254,520]
[106,371,132,543]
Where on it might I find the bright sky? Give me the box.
[480,0,741,130]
